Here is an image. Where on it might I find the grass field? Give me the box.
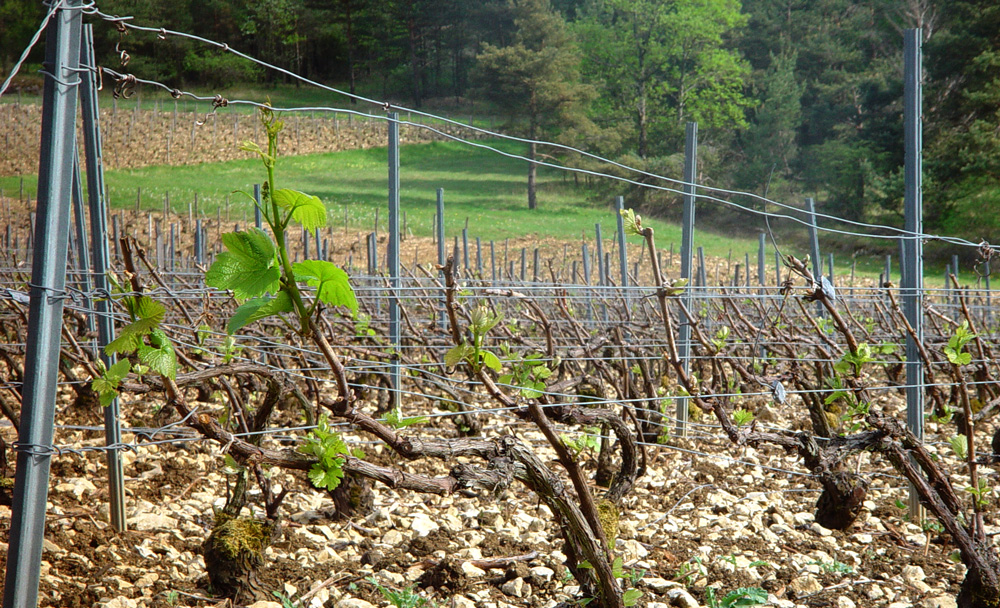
[1,139,775,264]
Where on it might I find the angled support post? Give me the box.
[80,23,126,533]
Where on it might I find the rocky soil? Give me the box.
[0,385,985,608]
[0,100,481,177]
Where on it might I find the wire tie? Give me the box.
[36,69,80,88]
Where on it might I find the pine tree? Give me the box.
[473,0,594,209]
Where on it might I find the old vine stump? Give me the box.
[202,515,278,604]
[814,471,868,530]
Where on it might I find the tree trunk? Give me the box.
[407,14,423,107]
[528,105,538,210]
[528,142,537,210]
[342,0,357,104]
[637,94,648,159]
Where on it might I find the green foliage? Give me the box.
[945,322,976,366]
[498,351,553,398]
[950,435,970,461]
[473,0,595,208]
[100,292,176,386]
[712,325,730,352]
[382,408,429,430]
[705,586,767,608]
[367,576,434,608]
[661,278,689,297]
[576,0,750,158]
[560,427,601,457]
[138,328,178,379]
[272,189,327,231]
[833,343,878,377]
[271,590,296,608]
[293,260,359,315]
[823,376,854,407]
[929,404,955,425]
[620,208,643,236]
[808,560,853,574]
[445,306,503,373]
[965,478,993,510]
[732,408,754,427]
[208,109,356,337]
[227,292,294,335]
[221,454,246,476]
[674,556,706,587]
[105,296,166,355]
[205,229,281,301]
[91,359,131,407]
[299,415,350,491]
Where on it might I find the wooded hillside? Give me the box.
[2,0,998,242]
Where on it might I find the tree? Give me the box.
[735,50,804,193]
[924,0,1000,238]
[0,0,44,76]
[473,0,594,209]
[576,0,751,158]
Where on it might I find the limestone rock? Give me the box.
[335,599,376,608]
[665,587,699,608]
[921,596,958,608]
[501,577,528,598]
[129,512,178,531]
[788,574,823,596]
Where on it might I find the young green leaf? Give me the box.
[623,589,642,607]
[950,435,969,461]
[481,350,503,373]
[722,587,768,607]
[105,296,166,355]
[138,329,178,379]
[292,260,358,315]
[272,189,327,230]
[91,359,131,407]
[206,229,280,300]
[444,344,472,367]
[620,208,642,236]
[226,292,295,335]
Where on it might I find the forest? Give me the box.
[2,0,999,243]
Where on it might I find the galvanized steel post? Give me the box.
[4,3,84,607]
[676,122,697,437]
[615,196,629,307]
[806,197,823,316]
[79,23,126,533]
[436,188,446,329]
[902,28,925,520]
[388,112,401,412]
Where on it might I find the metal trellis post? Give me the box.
[4,3,84,607]
[254,183,263,229]
[758,233,766,287]
[806,197,823,317]
[615,196,629,310]
[388,112,401,412]
[436,188,446,329]
[903,28,925,521]
[676,122,697,438]
[80,23,127,533]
